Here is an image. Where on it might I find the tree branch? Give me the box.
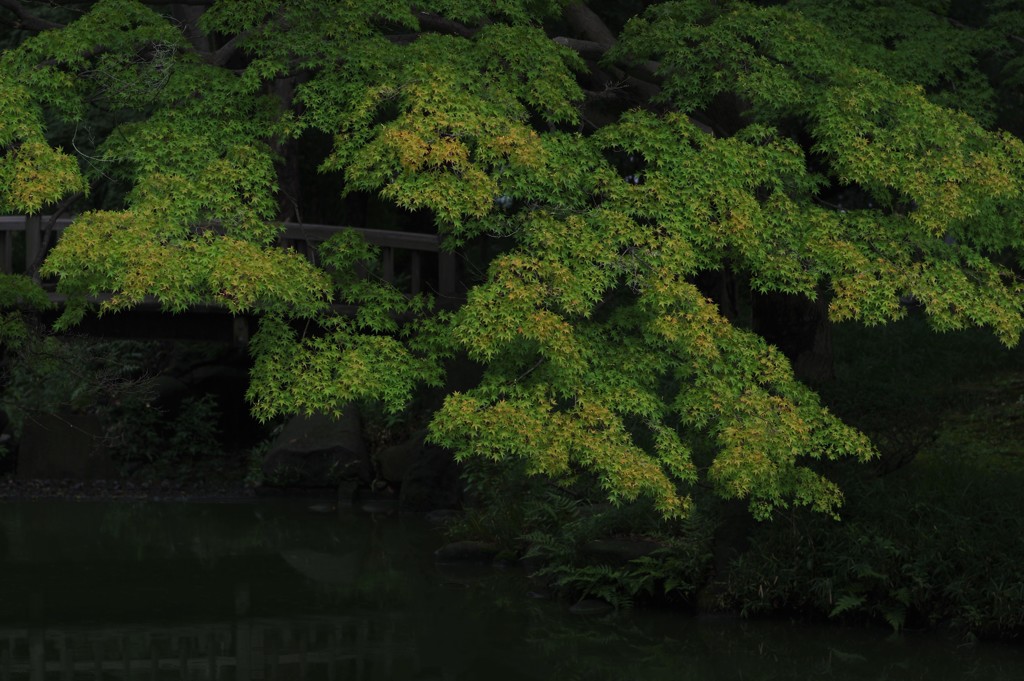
[386,33,420,45]
[940,12,1024,47]
[0,0,63,31]
[559,10,701,132]
[205,32,247,66]
[414,11,475,38]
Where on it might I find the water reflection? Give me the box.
[0,501,1019,681]
[0,616,411,681]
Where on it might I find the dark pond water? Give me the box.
[0,500,1019,681]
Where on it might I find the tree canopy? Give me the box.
[2,0,1024,519]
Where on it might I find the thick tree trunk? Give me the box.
[272,77,302,223]
[170,5,212,54]
[694,269,739,322]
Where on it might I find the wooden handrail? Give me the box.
[0,215,460,300]
[0,215,74,231]
[0,216,442,247]
[282,223,441,252]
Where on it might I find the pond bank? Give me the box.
[0,476,258,502]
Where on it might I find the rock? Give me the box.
[262,409,369,488]
[580,538,663,565]
[357,499,400,514]
[399,444,462,512]
[569,598,613,616]
[434,563,493,585]
[375,429,427,483]
[434,540,500,564]
[425,509,461,525]
[281,549,358,585]
[18,410,116,480]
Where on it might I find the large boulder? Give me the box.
[18,410,116,480]
[261,409,369,488]
[434,540,499,564]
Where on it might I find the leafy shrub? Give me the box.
[1,335,234,481]
[722,454,1024,637]
[520,499,715,610]
[105,392,225,477]
[1,337,153,435]
[444,457,554,556]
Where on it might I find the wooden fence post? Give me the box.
[1,230,11,275]
[382,247,395,285]
[25,214,41,280]
[410,252,422,295]
[438,251,457,299]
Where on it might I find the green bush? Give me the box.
[105,392,225,477]
[449,458,715,610]
[526,508,715,611]
[722,454,1024,637]
[1,335,232,481]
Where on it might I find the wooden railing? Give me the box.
[0,215,459,301]
[0,215,71,276]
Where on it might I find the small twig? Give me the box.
[514,357,545,384]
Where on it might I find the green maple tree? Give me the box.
[2,0,1023,518]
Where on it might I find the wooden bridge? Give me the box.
[0,215,461,343]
